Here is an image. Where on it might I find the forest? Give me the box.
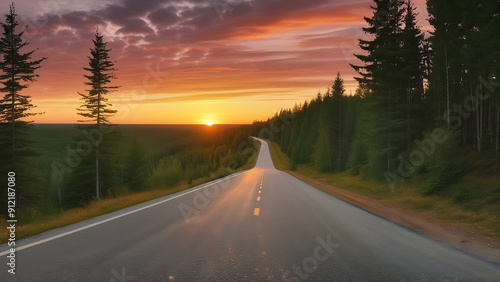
[251,0,499,198]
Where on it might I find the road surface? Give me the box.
[1,138,499,281]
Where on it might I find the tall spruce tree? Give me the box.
[77,30,118,125]
[331,73,346,169]
[74,30,119,200]
[351,0,407,177]
[0,4,46,171]
[0,4,46,219]
[315,91,335,173]
[401,0,425,150]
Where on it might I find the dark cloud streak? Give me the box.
[9,0,428,110]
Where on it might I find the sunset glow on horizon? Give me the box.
[10,0,429,124]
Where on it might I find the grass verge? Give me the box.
[268,141,500,240]
[0,139,262,244]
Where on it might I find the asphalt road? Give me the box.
[1,138,499,281]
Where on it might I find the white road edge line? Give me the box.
[0,171,248,256]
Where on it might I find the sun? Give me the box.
[205,122,214,126]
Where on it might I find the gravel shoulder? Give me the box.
[286,170,500,264]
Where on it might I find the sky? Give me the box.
[8,0,429,124]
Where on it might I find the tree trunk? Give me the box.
[387,89,392,171]
[11,48,16,172]
[11,90,15,171]
[96,85,101,198]
[476,87,483,152]
[488,99,493,142]
[58,183,62,206]
[96,142,100,199]
[320,122,332,172]
[445,45,450,128]
[480,92,484,150]
[473,84,479,151]
[496,104,499,153]
[407,83,411,152]
[338,96,342,168]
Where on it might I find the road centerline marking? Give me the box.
[254,208,260,216]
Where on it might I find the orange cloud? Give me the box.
[8,0,429,124]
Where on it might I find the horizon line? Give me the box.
[32,123,252,125]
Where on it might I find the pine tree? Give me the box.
[401,0,424,150]
[0,4,46,219]
[77,30,118,125]
[75,29,119,200]
[426,0,465,127]
[0,4,46,171]
[350,0,407,177]
[315,91,335,172]
[331,72,345,169]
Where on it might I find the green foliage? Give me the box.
[77,30,118,124]
[289,101,319,166]
[347,139,366,176]
[63,125,122,207]
[0,3,45,169]
[426,0,500,152]
[350,0,425,175]
[258,73,359,175]
[312,73,348,173]
[14,158,46,221]
[0,4,46,126]
[250,0,498,204]
[416,129,463,195]
[123,134,147,191]
[148,155,183,188]
[0,4,46,220]
[71,30,120,201]
[314,119,334,173]
[13,124,256,219]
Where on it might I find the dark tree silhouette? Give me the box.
[76,30,119,199]
[0,4,46,171]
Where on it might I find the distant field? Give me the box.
[28,123,248,201]
[29,123,243,170]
